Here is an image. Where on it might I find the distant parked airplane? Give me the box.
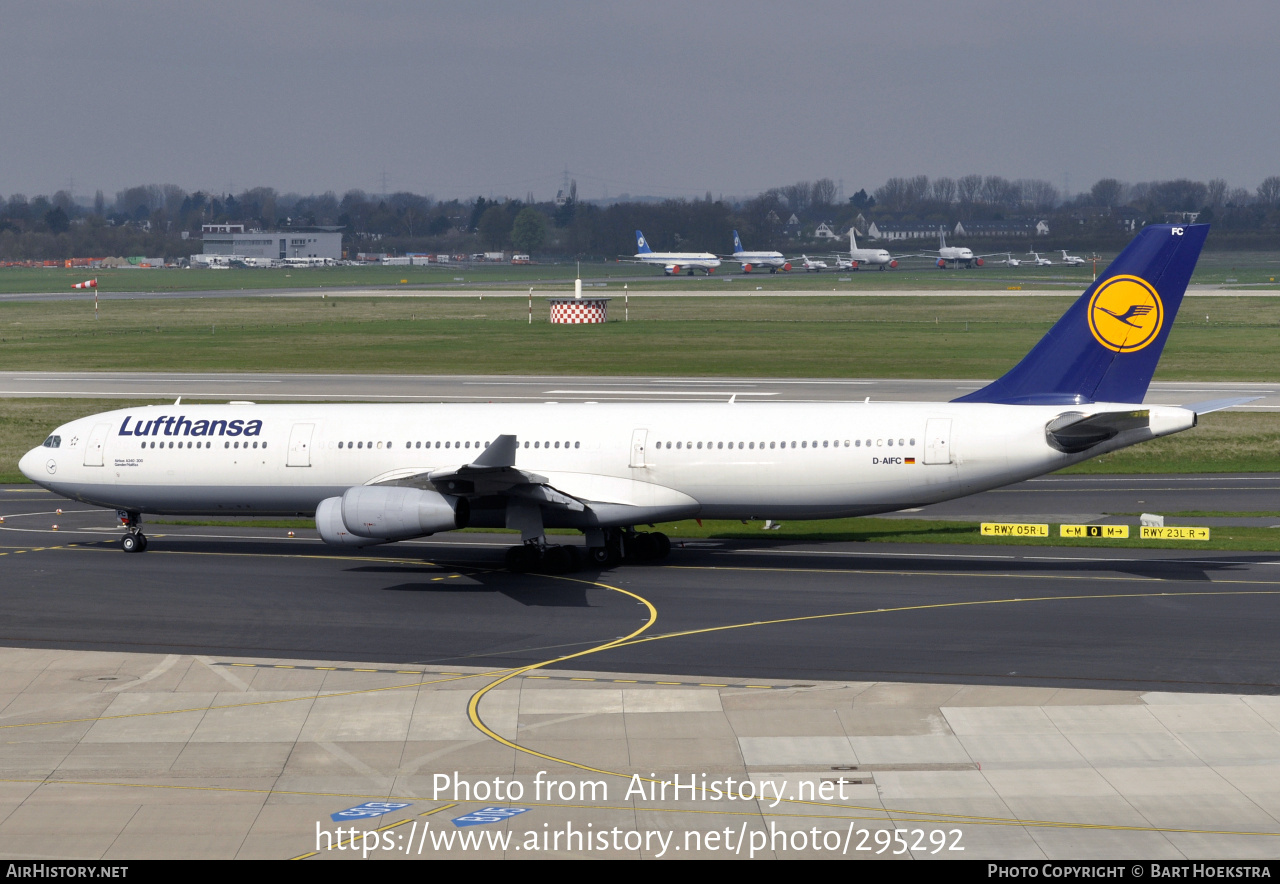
[725,230,790,273]
[630,230,721,276]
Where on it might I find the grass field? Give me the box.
[1,294,1279,380]
[2,248,1277,294]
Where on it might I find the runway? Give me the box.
[4,487,1280,693]
[2,370,1277,409]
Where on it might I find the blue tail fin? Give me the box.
[954,223,1208,405]
[635,230,652,254]
[732,230,744,253]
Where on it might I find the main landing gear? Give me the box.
[504,528,671,574]
[118,510,148,553]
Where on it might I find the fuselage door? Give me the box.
[629,429,648,468]
[287,423,315,467]
[924,418,953,465]
[83,423,110,467]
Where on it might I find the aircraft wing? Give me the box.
[365,432,703,525]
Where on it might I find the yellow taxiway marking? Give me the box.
[12,540,1280,839]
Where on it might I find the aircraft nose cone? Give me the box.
[18,447,48,483]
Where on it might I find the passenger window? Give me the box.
[358,441,363,449]
[575,441,580,449]
[262,442,267,449]
[225,441,229,449]
[899,438,905,446]
[554,441,559,449]
[910,438,916,446]
[233,441,238,449]
[887,439,893,447]
[877,439,883,446]
[738,442,744,449]
[855,439,861,447]
[534,441,540,448]
[338,442,343,449]
[801,441,807,448]
[464,441,470,449]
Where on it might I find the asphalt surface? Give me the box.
[4,487,1280,694]
[2,370,1277,409]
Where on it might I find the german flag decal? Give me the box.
[904,457,916,464]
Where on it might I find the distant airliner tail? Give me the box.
[635,230,652,254]
[732,230,744,254]
[954,224,1208,406]
[850,229,859,251]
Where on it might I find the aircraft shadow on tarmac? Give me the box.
[348,564,596,607]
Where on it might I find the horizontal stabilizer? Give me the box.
[1045,410,1149,453]
[1182,397,1261,415]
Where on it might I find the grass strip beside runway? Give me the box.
[1,295,1280,379]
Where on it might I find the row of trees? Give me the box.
[2,174,1279,261]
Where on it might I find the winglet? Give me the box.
[472,434,518,467]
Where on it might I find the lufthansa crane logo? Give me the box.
[1087,274,1163,352]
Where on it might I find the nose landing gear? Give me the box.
[118,510,147,553]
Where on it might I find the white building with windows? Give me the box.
[200,226,342,261]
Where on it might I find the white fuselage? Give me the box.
[20,400,1196,528]
[850,247,894,266]
[733,251,788,270]
[635,252,721,275]
[940,246,975,262]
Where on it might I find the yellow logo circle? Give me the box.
[1087,275,1163,352]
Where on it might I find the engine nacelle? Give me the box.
[889,259,898,268]
[850,260,858,269]
[315,496,382,547]
[320,486,469,545]
[671,264,681,275]
[782,262,791,271]
[975,257,984,267]
[742,263,752,273]
[937,258,947,268]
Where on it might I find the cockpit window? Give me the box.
[42,435,62,449]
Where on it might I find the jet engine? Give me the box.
[782,262,791,271]
[671,264,681,275]
[315,486,469,547]
[937,259,947,269]
[742,263,752,273]
[889,260,898,268]
[975,258,984,267]
[850,261,858,270]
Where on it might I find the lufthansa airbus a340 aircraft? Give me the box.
[21,224,1240,573]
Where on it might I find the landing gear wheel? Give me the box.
[628,532,659,562]
[542,546,574,574]
[505,545,538,573]
[588,546,612,566]
[651,532,671,560]
[121,533,146,554]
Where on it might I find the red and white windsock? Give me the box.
[72,279,97,289]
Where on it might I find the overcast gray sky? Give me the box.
[2,0,1276,202]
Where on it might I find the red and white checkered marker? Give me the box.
[548,297,609,324]
[72,279,97,289]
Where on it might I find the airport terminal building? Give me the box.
[200,224,342,261]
